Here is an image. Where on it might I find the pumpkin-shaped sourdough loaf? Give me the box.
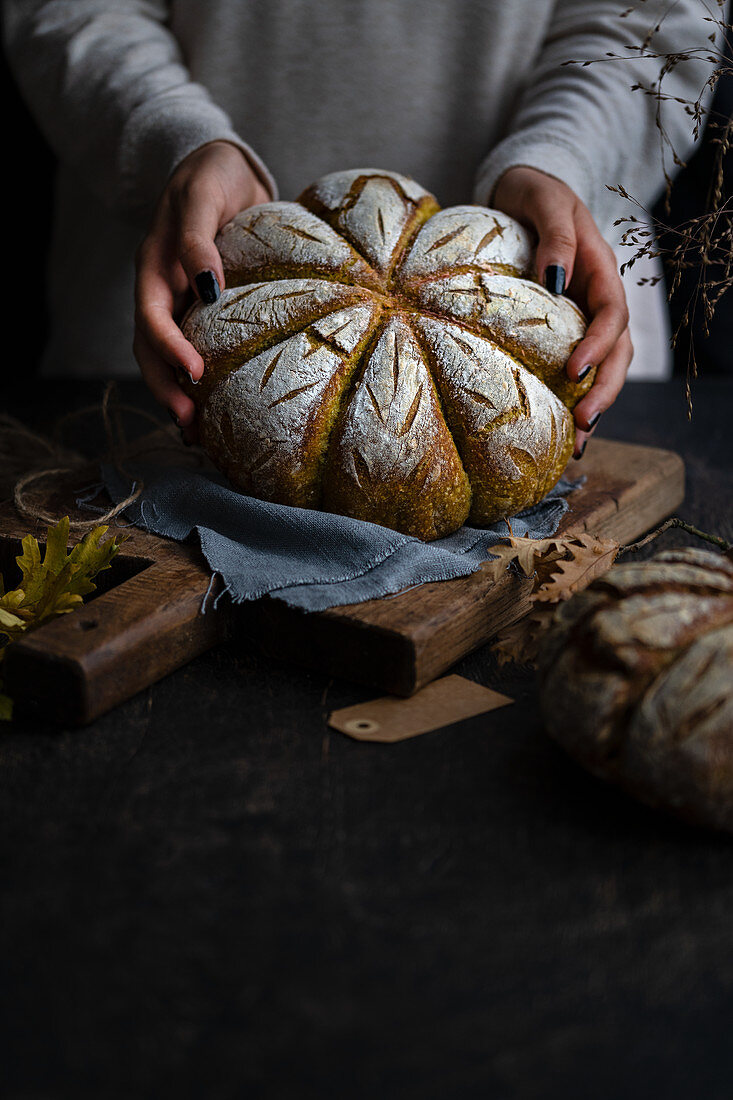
[181,168,592,540]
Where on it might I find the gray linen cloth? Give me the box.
[101,464,581,612]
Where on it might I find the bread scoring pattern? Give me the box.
[182,168,592,540]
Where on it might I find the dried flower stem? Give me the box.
[570,0,732,414]
[620,516,733,554]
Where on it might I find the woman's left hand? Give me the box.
[493,165,633,459]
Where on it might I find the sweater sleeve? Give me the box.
[2,0,279,216]
[472,0,717,229]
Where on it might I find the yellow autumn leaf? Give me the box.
[0,516,129,720]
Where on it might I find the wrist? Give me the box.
[172,140,275,202]
[494,165,571,206]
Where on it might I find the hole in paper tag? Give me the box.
[343,718,382,735]
[328,674,513,743]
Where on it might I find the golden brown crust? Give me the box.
[320,314,472,540]
[297,169,441,288]
[538,549,733,832]
[182,168,590,540]
[216,201,384,292]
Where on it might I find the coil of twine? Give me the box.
[1,381,204,531]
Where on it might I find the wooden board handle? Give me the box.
[5,556,233,725]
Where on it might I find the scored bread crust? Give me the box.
[538,549,733,832]
[181,168,592,540]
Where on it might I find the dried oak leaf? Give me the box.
[491,607,556,667]
[489,531,620,666]
[533,532,620,602]
[485,532,619,594]
[483,536,572,585]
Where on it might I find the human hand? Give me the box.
[493,166,632,459]
[134,141,272,440]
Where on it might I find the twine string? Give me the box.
[2,381,202,531]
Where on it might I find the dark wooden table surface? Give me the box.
[2,377,732,1100]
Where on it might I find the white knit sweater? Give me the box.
[3,0,715,378]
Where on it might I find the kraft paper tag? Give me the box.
[328,674,513,743]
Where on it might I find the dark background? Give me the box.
[2,44,57,373]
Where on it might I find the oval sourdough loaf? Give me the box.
[538,548,733,832]
[181,168,592,539]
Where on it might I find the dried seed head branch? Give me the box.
[573,0,732,414]
[619,516,733,554]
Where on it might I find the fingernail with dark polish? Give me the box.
[195,270,221,304]
[573,440,587,461]
[588,411,603,431]
[577,364,594,382]
[168,408,180,426]
[545,264,566,295]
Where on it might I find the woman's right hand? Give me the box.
[134,140,272,438]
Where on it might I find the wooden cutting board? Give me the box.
[1,437,684,725]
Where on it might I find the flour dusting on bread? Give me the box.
[183,168,589,539]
